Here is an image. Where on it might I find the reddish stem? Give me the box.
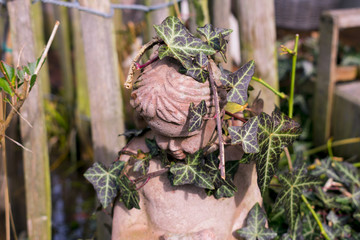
[225,111,247,123]
[136,55,159,69]
[136,177,151,190]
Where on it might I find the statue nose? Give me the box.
[168,139,181,152]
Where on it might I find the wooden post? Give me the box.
[79,0,125,238]
[234,0,278,113]
[144,0,169,47]
[7,1,52,239]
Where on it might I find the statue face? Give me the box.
[153,119,216,159]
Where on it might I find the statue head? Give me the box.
[130,57,217,159]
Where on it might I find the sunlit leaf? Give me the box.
[169,150,214,189]
[197,24,232,62]
[333,161,360,187]
[118,176,140,210]
[184,52,209,82]
[236,202,277,240]
[224,102,247,120]
[220,60,255,105]
[84,161,125,208]
[0,61,15,84]
[154,16,216,69]
[0,77,13,95]
[274,164,321,231]
[228,116,259,153]
[246,109,302,195]
[188,100,207,132]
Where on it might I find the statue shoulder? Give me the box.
[119,130,155,162]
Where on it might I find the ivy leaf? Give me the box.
[236,202,277,240]
[333,161,360,187]
[281,215,303,240]
[224,102,248,120]
[203,152,237,198]
[154,16,216,69]
[145,137,159,156]
[351,186,360,209]
[197,24,232,62]
[188,100,207,132]
[169,150,214,189]
[228,116,259,153]
[314,187,351,211]
[274,164,322,231]
[310,157,341,182]
[84,161,125,208]
[183,52,209,82]
[0,61,15,84]
[302,213,320,240]
[247,109,302,195]
[220,60,255,105]
[132,150,151,175]
[118,176,140,210]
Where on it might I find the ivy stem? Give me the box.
[304,137,360,156]
[124,38,163,89]
[224,111,247,123]
[251,76,288,99]
[301,194,330,240]
[327,138,334,160]
[284,147,293,172]
[208,63,226,179]
[288,34,299,119]
[135,55,159,70]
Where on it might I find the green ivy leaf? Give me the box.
[281,215,303,240]
[302,213,320,240]
[0,77,13,95]
[84,161,125,208]
[310,157,340,182]
[333,161,360,187]
[247,109,302,195]
[228,116,259,153]
[236,202,277,240]
[132,150,151,175]
[203,152,237,198]
[188,100,207,132]
[351,186,360,209]
[169,150,214,189]
[220,60,255,105]
[154,16,216,69]
[0,61,15,84]
[145,137,160,157]
[274,164,321,231]
[314,187,351,211]
[118,176,140,210]
[184,52,209,82]
[197,24,232,62]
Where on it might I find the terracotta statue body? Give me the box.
[112,57,262,240]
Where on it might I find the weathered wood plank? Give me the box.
[79,0,126,238]
[324,9,360,29]
[234,0,278,113]
[7,1,51,239]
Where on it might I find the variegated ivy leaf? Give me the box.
[245,109,302,195]
[281,215,303,240]
[169,150,214,189]
[118,176,140,210]
[220,60,255,105]
[84,161,125,208]
[302,213,320,240]
[197,24,233,62]
[203,152,237,199]
[310,157,341,182]
[184,52,209,82]
[132,150,151,175]
[236,202,277,240]
[154,16,216,69]
[228,116,259,154]
[314,187,351,211]
[274,164,322,232]
[188,100,207,132]
[145,137,160,157]
[333,161,360,187]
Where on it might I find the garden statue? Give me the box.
[111,56,262,239]
[84,16,302,240]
